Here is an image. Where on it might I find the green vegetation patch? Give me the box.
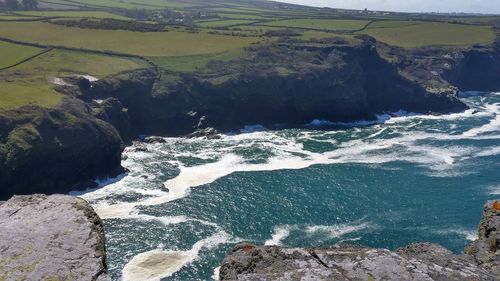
[0,41,43,69]
[0,49,146,109]
[149,48,244,72]
[16,11,131,20]
[360,22,495,47]
[199,19,257,28]
[0,22,261,57]
[258,19,371,31]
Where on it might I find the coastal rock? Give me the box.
[185,127,222,139]
[142,136,166,143]
[0,98,124,200]
[465,200,500,276]
[220,200,500,281]
[0,194,110,281]
[220,243,495,281]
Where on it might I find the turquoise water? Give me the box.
[77,93,500,281]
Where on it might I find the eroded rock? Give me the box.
[0,194,110,281]
[221,200,500,281]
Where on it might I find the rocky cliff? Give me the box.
[0,98,124,200]
[0,194,110,281]
[2,36,497,198]
[220,200,500,281]
[83,38,467,136]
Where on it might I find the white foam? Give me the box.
[488,185,500,195]
[462,104,500,137]
[212,266,221,281]
[265,225,293,246]
[305,222,371,238]
[122,230,232,281]
[122,249,191,281]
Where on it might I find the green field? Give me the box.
[366,20,423,29]
[0,41,44,69]
[259,19,371,31]
[0,48,146,109]
[16,11,131,20]
[199,19,257,28]
[360,22,495,47]
[0,15,42,20]
[150,48,244,72]
[0,22,261,56]
[217,13,269,20]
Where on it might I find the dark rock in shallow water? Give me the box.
[143,136,166,143]
[0,194,110,281]
[185,127,221,139]
[221,200,500,281]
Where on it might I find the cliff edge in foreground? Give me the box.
[220,200,500,281]
[0,194,110,281]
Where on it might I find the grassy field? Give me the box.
[149,48,244,72]
[360,22,495,47]
[0,15,42,20]
[199,19,257,28]
[217,13,269,20]
[366,20,424,29]
[0,48,146,109]
[15,11,131,20]
[258,19,371,31]
[0,41,44,69]
[0,22,261,57]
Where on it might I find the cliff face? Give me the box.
[0,194,110,280]
[0,98,123,200]
[220,200,500,281]
[84,39,466,136]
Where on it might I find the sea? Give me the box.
[72,92,500,281]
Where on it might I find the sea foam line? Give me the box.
[122,230,233,281]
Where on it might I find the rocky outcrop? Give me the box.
[220,200,500,281]
[465,200,500,276]
[0,194,109,281]
[0,98,124,200]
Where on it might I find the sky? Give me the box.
[274,0,500,14]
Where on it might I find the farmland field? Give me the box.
[16,11,131,20]
[149,48,244,72]
[198,19,257,28]
[360,22,495,47]
[0,48,146,109]
[0,22,261,56]
[0,41,43,69]
[259,19,371,31]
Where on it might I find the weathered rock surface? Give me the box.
[0,194,109,281]
[465,200,500,276]
[220,200,500,281]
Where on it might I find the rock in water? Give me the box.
[220,243,495,281]
[0,194,110,281]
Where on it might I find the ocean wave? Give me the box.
[265,225,293,246]
[305,221,372,238]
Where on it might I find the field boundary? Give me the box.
[0,37,160,81]
[0,47,54,71]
